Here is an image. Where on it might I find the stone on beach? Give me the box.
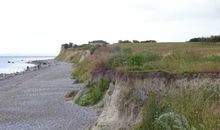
[0,60,96,130]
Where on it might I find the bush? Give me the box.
[128,54,146,66]
[62,43,69,49]
[133,40,140,43]
[118,40,132,43]
[122,48,132,54]
[205,55,220,62]
[82,44,96,50]
[140,40,157,43]
[82,44,100,54]
[155,112,192,130]
[107,52,161,69]
[189,35,220,42]
[75,79,110,106]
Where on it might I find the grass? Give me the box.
[134,93,164,130]
[110,43,220,73]
[57,43,220,129]
[75,79,110,106]
[107,52,162,72]
[58,42,220,82]
[134,85,220,130]
[72,46,119,82]
[72,59,92,82]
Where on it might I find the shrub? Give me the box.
[118,40,132,43]
[189,35,220,42]
[133,40,140,43]
[122,48,132,54]
[155,112,193,130]
[69,42,73,48]
[75,79,110,106]
[82,44,96,50]
[82,44,100,54]
[205,55,220,62]
[107,52,161,69]
[62,43,69,49]
[140,40,157,43]
[128,54,146,66]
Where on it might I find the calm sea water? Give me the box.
[0,56,54,74]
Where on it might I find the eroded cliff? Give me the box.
[91,72,220,130]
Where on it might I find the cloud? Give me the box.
[129,0,220,21]
[0,0,219,55]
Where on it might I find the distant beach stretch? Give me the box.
[0,56,54,73]
[0,56,54,80]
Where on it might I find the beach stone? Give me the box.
[0,60,96,130]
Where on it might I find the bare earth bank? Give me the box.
[0,60,97,130]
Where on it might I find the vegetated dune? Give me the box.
[57,42,220,130]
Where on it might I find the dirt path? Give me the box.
[0,60,96,130]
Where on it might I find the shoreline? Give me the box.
[0,59,53,81]
[0,60,96,129]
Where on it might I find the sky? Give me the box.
[0,0,219,56]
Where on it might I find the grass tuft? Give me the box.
[75,79,110,106]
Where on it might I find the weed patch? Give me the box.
[75,79,110,106]
[107,52,161,69]
[134,85,220,130]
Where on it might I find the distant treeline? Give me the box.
[62,42,80,49]
[189,35,220,42]
[88,40,109,44]
[62,40,109,49]
[62,39,157,49]
[118,40,157,43]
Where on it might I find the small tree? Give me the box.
[62,43,69,49]
[69,42,73,48]
[133,40,140,43]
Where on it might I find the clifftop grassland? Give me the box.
[57,42,220,82]
[57,42,220,130]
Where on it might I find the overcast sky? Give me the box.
[0,0,219,56]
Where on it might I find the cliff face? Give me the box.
[91,72,220,130]
[56,47,90,62]
[56,47,220,130]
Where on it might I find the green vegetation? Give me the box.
[56,40,220,130]
[82,44,97,50]
[62,42,78,49]
[75,79,110,106]
[205,55,220,62]
[118,40,157,43]
[72,60,91,82]
[112,43,220,73]
[189,35,220,42]
[55,54,65,61]
[107,52,161,71]
[56,40,220,129]
[134,85,220,130]
[82,44,101,54]
[58,42,220,82]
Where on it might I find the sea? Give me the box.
[0,56,54,74]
